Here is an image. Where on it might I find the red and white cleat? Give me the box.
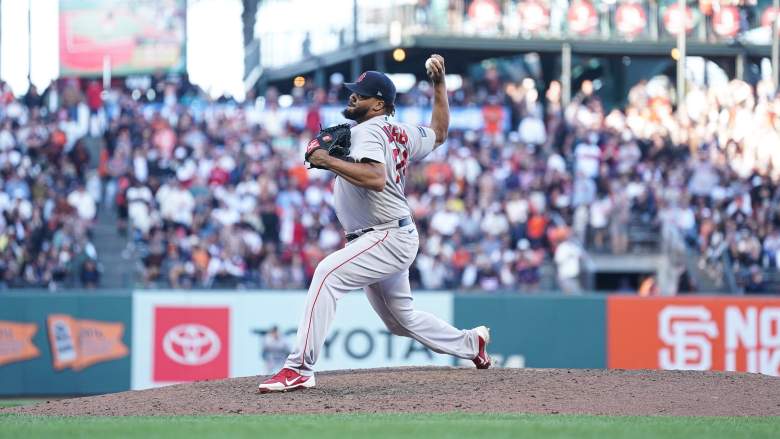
[258,368,316,393]
[472,326,492,369]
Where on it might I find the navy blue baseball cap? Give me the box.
[344,71,396,105]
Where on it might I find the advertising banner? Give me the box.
[59,0,186,76]
[0,292,132,395]
[453,295,607,369]
[131,291,453,390]
[0,321,40,367]
[608,296,780,376]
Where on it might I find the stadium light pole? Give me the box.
[773,0,779,90]
[676,0,686,108]
[0,0,3,79]
[27,0,32,86]
[351,0,361,81]
[562,42,571,107]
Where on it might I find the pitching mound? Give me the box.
[3,367,780,417]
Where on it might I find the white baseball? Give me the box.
[425,58,435,75]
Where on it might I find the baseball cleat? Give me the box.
[257,368,316,393]
[472,326,492,369]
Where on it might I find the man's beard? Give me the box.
[342,105,369,121]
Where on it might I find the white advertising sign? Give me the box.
[132,290,454,390]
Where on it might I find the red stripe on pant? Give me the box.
[300,231,390,367]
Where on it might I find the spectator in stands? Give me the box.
[6,60,780,295]
[554,230,584,294]
[80,258,100,289]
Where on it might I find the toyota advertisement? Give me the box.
[131,291,453,390]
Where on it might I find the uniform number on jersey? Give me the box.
[392,147,409,183]
[384,124,410,183]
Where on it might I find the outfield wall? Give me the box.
[2,291,780,395]
[0,291,132,395]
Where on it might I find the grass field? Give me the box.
[1,412,778,439]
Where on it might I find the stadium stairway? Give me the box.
[684,249,731,293]
[93,205,134,288]
[538,261,557,291]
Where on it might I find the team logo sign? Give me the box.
[517,1,549,34]
[153,306,229,382]
[615,3,647,38]
[663,4,695,36]
[162,324,222,366]
[608,297,780,376]
[467,0,501,31]
[657,306,719,370]
[762,7,780,34]
[0,321,40,366]
[568,0,598,36]
[46,314,128,371]
[713,6,740,37]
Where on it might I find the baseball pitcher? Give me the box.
[259,55,491,393]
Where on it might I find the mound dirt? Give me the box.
[3,367,780,417]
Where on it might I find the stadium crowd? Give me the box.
[0,80,101,290]
[1,65,780,293]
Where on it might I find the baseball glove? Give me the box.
[305,123,352,169]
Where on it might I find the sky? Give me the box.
[0,0,245,99]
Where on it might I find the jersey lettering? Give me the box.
[381,124,409,146]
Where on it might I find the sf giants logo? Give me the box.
[382,124,409,183]
[658,306,719,370]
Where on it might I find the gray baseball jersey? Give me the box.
[334,115,436,231]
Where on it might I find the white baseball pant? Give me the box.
[283,223,479,376]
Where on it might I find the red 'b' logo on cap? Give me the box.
[357,72,367,82]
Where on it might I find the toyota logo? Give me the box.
[162,324,221,366]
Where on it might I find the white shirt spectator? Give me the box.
[133,153,149,183]
[242,229,263,253]
[305,185,325,207]
[688,162,719,197]
[547,153,566,174]
[0,192,10,215]
[0,127,15,151]
[67,188,96,221]
[675,206,696,231]
[157,183,195,226]
[212,205,240,226]
[11,198,33,220]
[518,116,546,146]
[480,206,509,237]
[450,149,482,184]
[505,197,529,224]
[127,185,154,234]
[572,176,596,206]
[575,140,601,179]
[430,208,461,236]
[555,239,582,279]
[416,254,447,289]
[590,196,612,229]
[318,224,342,251]
[529,191,546,213]
[617,142,641,175]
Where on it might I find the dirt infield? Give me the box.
[3,367,780,417]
